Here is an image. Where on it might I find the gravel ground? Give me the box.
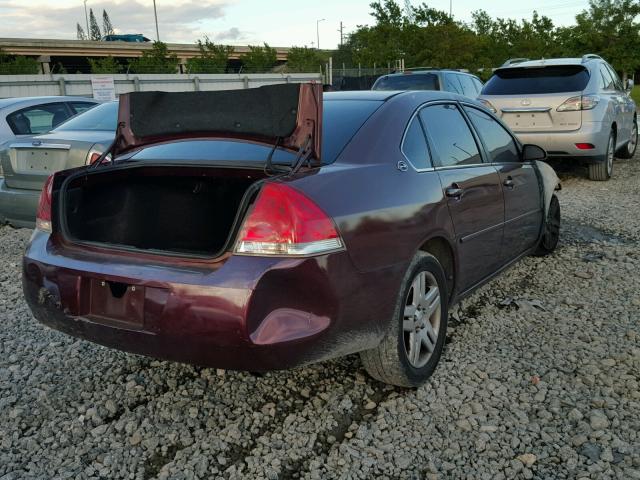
[1,157,639,480]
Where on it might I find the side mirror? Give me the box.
[522,144,547,162]
[626,78,634,93]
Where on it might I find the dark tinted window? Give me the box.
[133,100,383,165]
[373,73,439,91]
[402,117,431,169]
[6,102,70,135]
[53,102,118,132]
[465,107,520,163]
[458,75,479,97]
[70,102,97,114]
[443,73,462,94]
[419,104,481,167]
[482,66,590,94]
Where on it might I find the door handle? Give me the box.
[445,184,464,199]
[503,177,515,189]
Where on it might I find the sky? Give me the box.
[0,0,591,48]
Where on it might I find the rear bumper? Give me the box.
[0,178,38,228]
[513,121,610,162]
[23,231,402,370]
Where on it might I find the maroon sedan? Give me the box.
[23,84,561,387]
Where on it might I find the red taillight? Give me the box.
[575,143,595,150]
[235,183,343,256]
[36,174,54,232]
[87,152,102,165]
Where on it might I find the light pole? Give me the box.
[316,18,325,50]
[83,0,89,38]
[153,0,160,41]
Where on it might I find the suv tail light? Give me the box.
[557,94,600,112]
[235,183,343,256]
[478,99,497,114]
[36,174,54,233]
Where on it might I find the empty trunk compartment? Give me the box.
[62,165,267,257]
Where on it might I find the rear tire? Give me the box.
[360,252,448,388]
[534,194,561,256]
[588,130,615,181]
[617,118,638,159]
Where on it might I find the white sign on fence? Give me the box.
[90,76,116,101]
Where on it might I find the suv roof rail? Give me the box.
[501,58,530,67]
[582,53,603,63]
[390,67,471,74]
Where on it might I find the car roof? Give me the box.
[324,90,402,101]
[0,96,98,111]
[326,90,482,106]
[380,69,477,77]
[499,58,593,69]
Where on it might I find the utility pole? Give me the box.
[153,0,160,41]
[337,21,344,46]
[316,18,325,50]
[449,0,452,18]
[83,0,89,38]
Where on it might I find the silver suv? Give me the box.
[478,55,637,180]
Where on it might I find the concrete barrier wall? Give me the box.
[0,73,322,98]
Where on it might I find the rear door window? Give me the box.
[464,106,520,163]
[482,66,590,94]
[458,75,479,97]
[401,116,431,170]
[443,73,462,94]
[419,104,481,167]
[373,73,439,91]
[604,64,623,91]
[600,65,615,90]
[6,103,71,135]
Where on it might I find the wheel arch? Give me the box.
[418,236,456,299]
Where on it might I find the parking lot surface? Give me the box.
[1,157,639,480]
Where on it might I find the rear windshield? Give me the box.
[132,99,382,165]
[373,73,439,91]
[53,102,118,132]
[482,66,590,95]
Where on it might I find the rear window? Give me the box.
[53,102,118,132]
[482,66,590,95]
[373,73,439,91]
[132,99,382,165]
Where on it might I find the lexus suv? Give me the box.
[478,55,637,181]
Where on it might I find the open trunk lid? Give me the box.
[108,83,323,162]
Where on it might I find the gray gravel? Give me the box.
[1,157,640,480]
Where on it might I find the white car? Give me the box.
[0,96,99,146]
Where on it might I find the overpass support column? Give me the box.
[37,55,51,74]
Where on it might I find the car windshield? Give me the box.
[482,66,590,95]
[131,99,383,165]
[53,102,118,132]
[373,73,439,91]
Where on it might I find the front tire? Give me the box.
[534,194,561,256]
[360,252,448,388]
[588,130,615,181]
[617,118,638,159]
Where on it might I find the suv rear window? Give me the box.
[482,66,590,95]
[373,73,439,91]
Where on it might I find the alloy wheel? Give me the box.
[606,134,615,176]
[629,123,638,157]
[403,271,441,368]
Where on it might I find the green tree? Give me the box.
[128,41,179,73]
[0,48,40,74]
[89,56,121,73]
[286,47,328,73]
[186,38,232,73]
[77,23,86,41]
[571,0,640,80]
[89,8,102,40]
[102,10,115,36]
[240,43,277,73]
